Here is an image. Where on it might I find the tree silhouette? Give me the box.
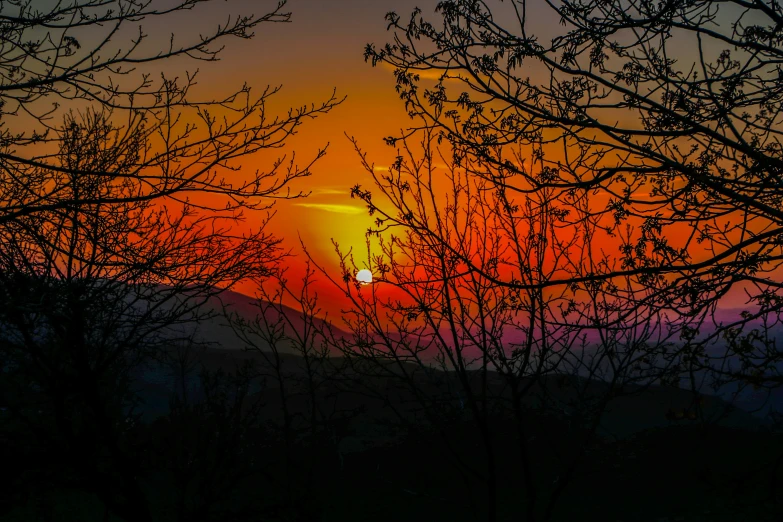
[225,262,355,520]
[361,0,783,411]
[0,1,340,520]
[0,0,341,223]
[315,129,705,521]
[303,1,783,520]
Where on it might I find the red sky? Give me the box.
[196,0,439,300]
[207,1,567,302]
[151,0,761,312]
[166,0,452,305]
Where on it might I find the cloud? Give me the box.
[293,203,366,215]
[312,187,348,196]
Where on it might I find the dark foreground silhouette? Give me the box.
[2,342,782,522]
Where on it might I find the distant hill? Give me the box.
[134,282,355,353]
[171,288,351,353]
[110,285,782,424]
[130,341,766,440]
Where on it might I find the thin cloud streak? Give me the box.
[313,187,350,196]
[293,203,366,215]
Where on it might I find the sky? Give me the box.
[96,0,761,311]
[0,0,764,326]
[152,0,460,305]
[177,0,753,309]
[11,0,429,307]
[214,0,439,272]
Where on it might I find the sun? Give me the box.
[356,269,373,285]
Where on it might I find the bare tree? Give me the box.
[296,126,707,521]
[295,1,783,519]
[0,0,341,223]
[360,0,783,417]
[223,261,368,521]
[0,1,341,520]
[0,106,280,521]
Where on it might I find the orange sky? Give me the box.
[154,0,764,312]
[193,0,444,302]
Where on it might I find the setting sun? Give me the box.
[355,269,373,285]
